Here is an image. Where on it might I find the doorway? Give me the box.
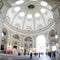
[36,35,46,55]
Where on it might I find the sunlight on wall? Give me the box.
[36,35,46,53]
[52,46,57,51]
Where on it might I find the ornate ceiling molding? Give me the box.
[0,0,4,9]
[52,3,60,11]
[6,0,53,31]
[53,0,60,3]
[3,0,55,35]
[4,18,55,35]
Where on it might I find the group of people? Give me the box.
[47,51,56,58]
[30,51,56,60]
[4,49,56,60]
[30,52,41,60]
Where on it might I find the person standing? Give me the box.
[39,53,40,57]
[30,52,32,60]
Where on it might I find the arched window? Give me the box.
[13,34,19,39]
[36,35,46,54]
[25,37,32,41]
[49,29,57,37]
[2,28,8,36]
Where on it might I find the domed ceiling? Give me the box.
[6,0,54,33]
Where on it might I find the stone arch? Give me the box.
[25,36,32,42]
[36,35,46,53]
[24,36,33,54]
[2,0,11,15]
[12,34,20,54]
[13,34,20,39]
[2,28,8,36]
[1,28,8,52]
[49,29,57,37]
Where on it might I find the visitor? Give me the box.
[18,52,21,56]
[39,52,40,57]
[30,52,32,60]
[28,52,29,55]
[48,52,51,58]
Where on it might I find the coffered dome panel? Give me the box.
[6,0,54,33]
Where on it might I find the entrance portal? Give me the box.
[36,35,46,55]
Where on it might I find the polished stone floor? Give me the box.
[0,53,60,60]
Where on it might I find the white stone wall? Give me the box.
[1,22,56,54]
[0,0,59,54]
[0,11,4,51]
[54,5,60,52]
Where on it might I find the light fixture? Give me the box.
[35,13,40,18]
[2,33,4,36]
[14,7,20,12]
[19,12,25,17]
[41,1,48,6]
[40,8,46,13]
[55,35,58,39]
[27,14,32,19]
[15,0,24,5]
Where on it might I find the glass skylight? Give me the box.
[27,14,32,19]
[35,13,40,18]
[15,0,24,5]
[19,12,25,17]
[41,1,48,6]
[40,8,46,13]
[14,7,20,12]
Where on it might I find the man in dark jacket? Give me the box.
[30,53,32,60]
